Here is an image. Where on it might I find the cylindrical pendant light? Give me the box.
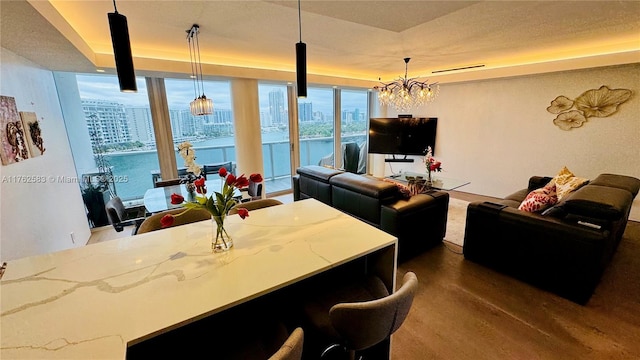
[296,42,307,98]
[295,0,307,98]
[108,1,137,92]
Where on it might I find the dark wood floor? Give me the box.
[392,192,640,359]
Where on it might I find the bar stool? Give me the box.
[303,272,418,360]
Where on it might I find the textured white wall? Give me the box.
[0,48,91,261]
[378,63,640,220]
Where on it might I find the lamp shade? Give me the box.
[108,12,137,92]
[190,96,214,116]
[296,42,307,98]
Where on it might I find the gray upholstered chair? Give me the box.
[304,271,418,360]
[105,196,147,235]
[229,198,283,215]
[136,208,211,234]
[269,327,304,360]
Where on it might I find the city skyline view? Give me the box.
[76,74,368,118]
[68,73,369,202]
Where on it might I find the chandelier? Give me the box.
[186,24,213,116]
[374,58,440,111]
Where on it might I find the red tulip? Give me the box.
[235,175,249,188]
[218,167,228,178]
[170,193,184,204]
[193,177,207,194]
[236,208,250,219]
[160,214,175,228]
[226,174,237,186]
[249,173,263,183]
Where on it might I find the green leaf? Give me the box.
[206,196,218,216]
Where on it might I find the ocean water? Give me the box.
[103,132,365,200]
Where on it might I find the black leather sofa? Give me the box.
[292,165,450,261]
[463,173,640,304]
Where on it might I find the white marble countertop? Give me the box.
[1,199,397,359]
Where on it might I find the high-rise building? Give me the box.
[299,102,313,122]
[81,99,131,146]
[125,107,154,143]
[268,89,286,126]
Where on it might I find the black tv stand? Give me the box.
[385,155,414,163]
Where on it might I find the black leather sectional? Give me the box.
[292,165,450,262]
[463,173,640,304]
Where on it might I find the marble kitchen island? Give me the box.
[1,199,397,359]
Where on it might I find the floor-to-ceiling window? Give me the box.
[298,87,334,167]
[69,76,236,202]
[340,89,369,173]
[74,74,156,201]
[258,82,292,193]
[62,71,371,227]
[164,78,235,172]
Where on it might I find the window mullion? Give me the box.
[146,77,178,180]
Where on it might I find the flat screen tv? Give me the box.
[368,117,437,156]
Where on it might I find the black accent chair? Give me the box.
[105,196,147,235]
[343,142,360,174]
[203,161,235,179]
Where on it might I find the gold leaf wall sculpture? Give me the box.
[547,85,632,130]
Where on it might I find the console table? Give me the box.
[387,171,470,191]
[0,199,397,359]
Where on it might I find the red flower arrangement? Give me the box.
[423,146,442,182]
[161,167,263,252]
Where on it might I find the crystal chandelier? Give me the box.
[186,24,213,116]
[374,58,440,111]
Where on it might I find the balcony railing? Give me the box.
[105,135,366,201]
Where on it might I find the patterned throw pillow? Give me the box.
[550,166,589,200]
[383,178,411,199]
[518,183,558,213]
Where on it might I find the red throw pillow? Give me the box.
[518,183,558,213]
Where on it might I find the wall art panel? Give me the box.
[0,95,31,165]
[19,111,46,157]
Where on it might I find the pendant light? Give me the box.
[374,58,440,111]
[187,24,214,116]
[107,0,137,92]
[295,0,307,98]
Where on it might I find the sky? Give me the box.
[75,74,368,116]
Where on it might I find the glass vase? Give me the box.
[427,170,433,187]
[211,215,233,252]
[185,182,196,202]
